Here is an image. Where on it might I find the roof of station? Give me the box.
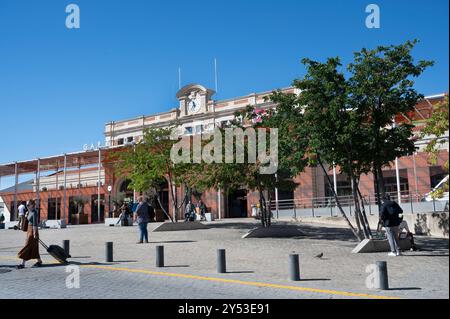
[0,147,123,178]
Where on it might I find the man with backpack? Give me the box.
[134,197,151,244]
[380,194,404,256]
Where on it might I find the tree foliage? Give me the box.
[421,96,449,198]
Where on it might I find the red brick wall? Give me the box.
[1,186,106,223]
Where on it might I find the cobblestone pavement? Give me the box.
[0,219,448,299]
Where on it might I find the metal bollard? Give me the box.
[63,240,70,255]
[375,261,389,290]
[156,246,164,268]
[217,249,226,273]
[106,242,113,262]
[289,254,300,281]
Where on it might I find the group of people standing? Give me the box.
[184,200,207,222]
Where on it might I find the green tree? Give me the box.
[348,40,434,207]
[272,40,433,240]
[421,96,449,198]
[111,127,193,222]
[187,97,309,228]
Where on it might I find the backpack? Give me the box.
[387,202,403,226]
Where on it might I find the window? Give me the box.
[127,136,134,144]
[325,177,352,197]
[270,189,295,209]
[195,125,203,134]
[373,169,409,196]
[47,198,61,220]
[185,127,193,135]
[430,166,447,189]
[117,138,124,145]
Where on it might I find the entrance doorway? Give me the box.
[155,181,169,220]
[227,189,248,218]
[91,194,105,223]
[47,198,61,220]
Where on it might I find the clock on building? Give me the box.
[188,94,201,113]
[176,84,216,118]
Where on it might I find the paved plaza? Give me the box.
[0,219,448,299]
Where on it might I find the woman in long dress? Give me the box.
[16,200,43,269]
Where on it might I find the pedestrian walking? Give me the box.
[17,201,27,230]
[134,196,150,244]
[16,200,43,269]
[380,194,404,256]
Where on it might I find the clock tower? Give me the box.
[176,84,216,118]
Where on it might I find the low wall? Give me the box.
[282,212,449,238]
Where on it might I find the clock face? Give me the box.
[188,98,201,113]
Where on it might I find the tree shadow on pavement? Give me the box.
[294,224,358,242]
[206,223,261,230]
[414,237,449,253]
[149,241,196,244]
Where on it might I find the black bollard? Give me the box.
[376,261,389,290]
[106,242,113,262]
[63,240,70,255]
[156,246,164,268]
[289,254,300,281]
[217,249,226,273]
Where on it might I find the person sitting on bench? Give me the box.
[399,220,418,251]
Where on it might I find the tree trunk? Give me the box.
[266,190,273,228]
[376,165,386,199]
[349,171,367,239]
[156,194,173,222]
[318,156,362,241]
[168,178,177,223]
[373,167,381,214]
[259,188,269,228]
[357,187,373,239]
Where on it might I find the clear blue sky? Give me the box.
[0,0,448,171]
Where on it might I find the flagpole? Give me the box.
[214,58,218,94]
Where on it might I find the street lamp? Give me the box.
[107,185,112,218]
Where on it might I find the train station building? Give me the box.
[0,84,448,224]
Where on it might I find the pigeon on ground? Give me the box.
[315,252,324,259]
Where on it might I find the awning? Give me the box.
[0,149,109,178]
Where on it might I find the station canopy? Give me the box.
[0,149,112,178]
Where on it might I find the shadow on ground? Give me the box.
[388,287,422,291]
[205,222,261,230]
[415,237,449,253]
[149,241,196,244]
[294,224,358,242]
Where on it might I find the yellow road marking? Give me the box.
[0,255,399,299]
[80,264,400,299]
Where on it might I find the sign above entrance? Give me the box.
[83,141,110,152]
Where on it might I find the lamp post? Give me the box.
[107,185,112,218]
